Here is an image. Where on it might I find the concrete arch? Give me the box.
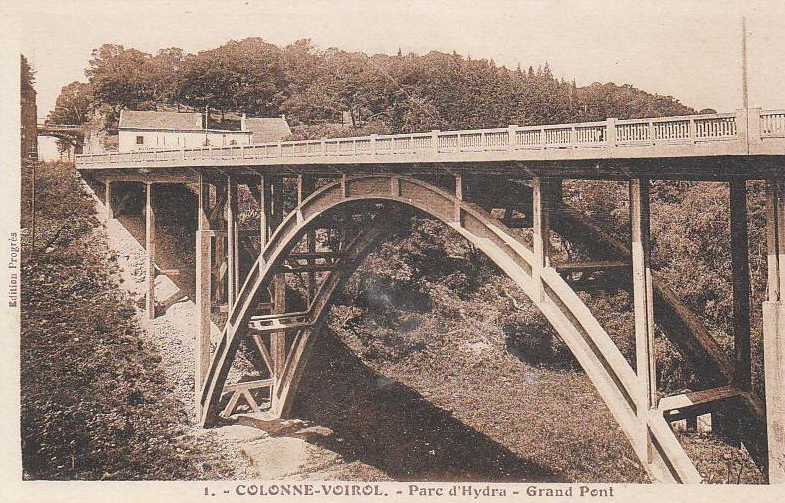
[199,174,700,483]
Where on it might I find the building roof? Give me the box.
[244,117,291,143]
[119,110,203,131]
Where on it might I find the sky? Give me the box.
[8,0,785,125]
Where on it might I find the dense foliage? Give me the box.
[58,38,693,133]
[20,162,243,479]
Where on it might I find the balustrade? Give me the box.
[75,109,781,166]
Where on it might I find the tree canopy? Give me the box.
[59,38,695,134]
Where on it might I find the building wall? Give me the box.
[119,129,252,152]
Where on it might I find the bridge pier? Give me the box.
[226,175,239,308]
[195,173,213,416]
[765,178,785,483]
[298,175,317,302]
[269,176,287,412]
[532,177,558,302]
[629,178,657,463]
[145,182,156,320]
[710,178,754,445]
[104,181,113,223]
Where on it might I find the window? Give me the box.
[136,135,144,145]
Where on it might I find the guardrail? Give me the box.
[76,109,784,166]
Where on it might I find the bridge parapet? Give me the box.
[38,122,83,130]
[75,108,785,169]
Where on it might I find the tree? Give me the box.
[21,54,35,92]
[85,44,157,118]
[178,38,286,120]
[49,81,94,125]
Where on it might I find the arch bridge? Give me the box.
[37,121,85,152]
[76,108,785,483]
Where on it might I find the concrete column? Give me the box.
[532,177,553,302]
[226,175,239,308]
[144,182,156,320]
[730,179,752,391]
[298,175,317,303]
[259,175,272,251]
[764,178,785,483]
[454,173,463,224]
[104,180,113,222]
[270,177,286,399]
[194,174,212,414]
[630,177,656,462]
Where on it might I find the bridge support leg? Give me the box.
[298,175,317,302]
[145,182,156,320]
[731,179,752,391]
[270,177,287,409]
[195,174,213,417]
[630,177,656,463]
[454,173,463,224]
[259,175,272,248]
[764,179,785,483]
[532,177,556,301]
[104,180,113,223]
[226,175,239,308]
[712,178,753,444]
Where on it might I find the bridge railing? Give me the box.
[761,109,785,138]
[38,122,83,130]
[75,109,781,166]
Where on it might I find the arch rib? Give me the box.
[199,175,700,483]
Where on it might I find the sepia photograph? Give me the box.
[3,0,785,500]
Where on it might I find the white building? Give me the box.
[118,110,253,152]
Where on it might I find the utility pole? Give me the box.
[741,16,749,110]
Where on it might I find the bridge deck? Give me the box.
[76,108,784,180]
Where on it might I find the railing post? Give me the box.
[736,109,749,147]
[508,125,518,151]
[431,130,440,155]
[606,118,617,146]
[748,107,762,153]
[370,134,377,155]
[689,118,696,143]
